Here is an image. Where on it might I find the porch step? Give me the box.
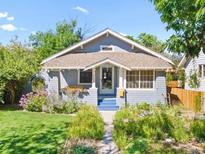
[98,97,119,111]
[98,105,119,111]
[98,99,116,105]
[98,103,117,107]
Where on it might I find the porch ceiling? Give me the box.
[43,51,172,70]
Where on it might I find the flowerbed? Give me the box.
[19,91,81,114]
[113,103,205,153]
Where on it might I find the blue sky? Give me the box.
[0,0,173,44]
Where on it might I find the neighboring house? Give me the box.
[41,28,173,110]
[178,51,205,91]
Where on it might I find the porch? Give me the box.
[43,52,169,110]
[64,63,126,110]
[90,63,125,110]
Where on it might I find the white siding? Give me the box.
[185,51,205,91]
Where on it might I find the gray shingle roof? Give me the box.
[43,51,172,69]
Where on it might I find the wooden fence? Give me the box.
[167,81,178,88]
[170,88,205,112]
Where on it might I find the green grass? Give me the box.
[0,109,72,154]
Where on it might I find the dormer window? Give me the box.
[100,45,114,51]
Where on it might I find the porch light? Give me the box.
[103,72,107,79]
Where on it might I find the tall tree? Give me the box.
[150,0,205,57]
[29,20,82,60]
[0,43,39,103]
[127,33,166,52]
[127,33,182,64]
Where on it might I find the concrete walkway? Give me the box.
[98,111,119,154]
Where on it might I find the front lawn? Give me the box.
[0,109,72,154]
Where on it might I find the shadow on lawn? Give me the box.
[0,123,71,154]
[0,104,22,111]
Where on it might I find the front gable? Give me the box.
[42,28,173,65]
[71,34,142,53]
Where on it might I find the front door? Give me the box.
[100,66,114,94]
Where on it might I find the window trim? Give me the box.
[126,70,155,90]
[198,64,205,78]
[100,45,114,52]
[78,69,92,85]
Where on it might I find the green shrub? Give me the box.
[190,119,205,142]
[69,105,104,140]
[194,94,202,113]
[166,72,174,82]
[178,69,186,88]
[52,100,80,114]
[189,70,200,88]
[113,103,189,150]
[32,78,45,92]
[125,138,149,154]
[70,145,96,154]
[62,101,79,113]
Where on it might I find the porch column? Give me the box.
[59,69,68,89]
[92,68,96,88]
[119,67,123,88]
[123,69,126,88]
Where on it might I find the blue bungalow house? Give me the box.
[41,28,173,110]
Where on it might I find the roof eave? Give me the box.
[84,58,131,71]
[41,28,174,65]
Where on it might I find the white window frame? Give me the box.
[78,69,92,85]
[100,45,114,52]
[126,70,155,90]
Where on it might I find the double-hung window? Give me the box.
[79,69,92,84]
[126,70,140,88]
[126,70,154,89]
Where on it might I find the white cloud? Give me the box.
[0,24,17,31]
[0,12,8,18]
[7,16,14,21]
[73,6,89,14]
[0,12,15,21]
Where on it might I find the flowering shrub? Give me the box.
[19,90,81,114]
[19,91,47,112]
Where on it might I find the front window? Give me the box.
[140,70,154,88]
[126,70,154,89]
[79,69,92,84]
[126,70,140,88]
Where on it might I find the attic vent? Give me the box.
[100,45,114,51]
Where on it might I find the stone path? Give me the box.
[98,111,119,154]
